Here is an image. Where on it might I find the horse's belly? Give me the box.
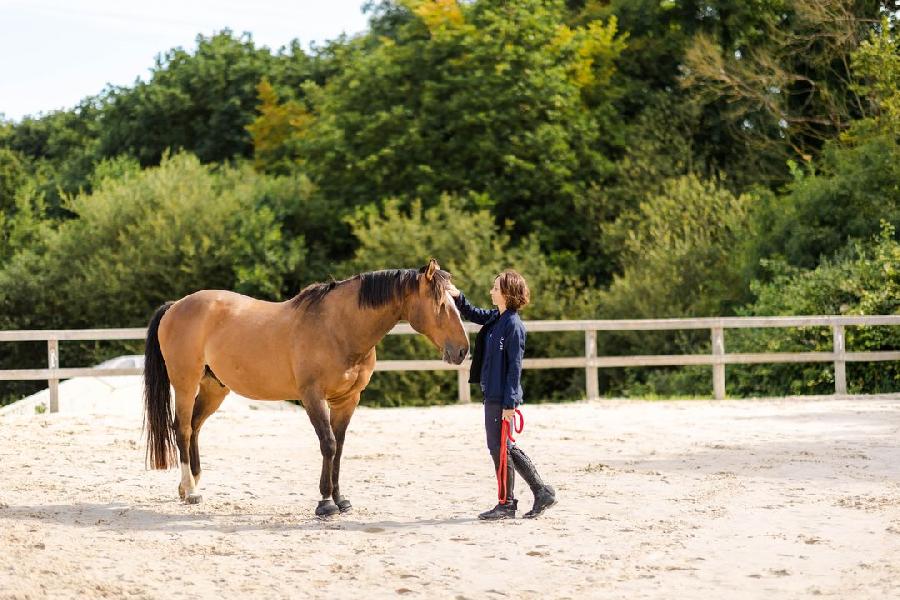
[226,379,297,401]
[206,352,297,401]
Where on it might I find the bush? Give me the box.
[0,152,307,404]
[731,224,900,396]
[595,175,752,396]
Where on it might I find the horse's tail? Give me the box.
[143,301,176,470]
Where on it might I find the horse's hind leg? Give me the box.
[189,372,229,491]
[173,385,203,504]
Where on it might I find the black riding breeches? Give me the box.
[484,401,515,501]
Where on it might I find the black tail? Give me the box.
[143,302,176,470]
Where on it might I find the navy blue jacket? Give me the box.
[454,293,526,409]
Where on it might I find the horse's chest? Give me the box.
[342,365,362,384]
[328,362,369,396]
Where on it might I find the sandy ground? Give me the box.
[1,382,900,599]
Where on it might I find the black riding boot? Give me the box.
[479,449,517,520]
[509,446,557,519]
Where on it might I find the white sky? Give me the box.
[0,0,372,122]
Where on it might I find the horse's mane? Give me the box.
[291,268,451,310]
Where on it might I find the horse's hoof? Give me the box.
[184,493,202,505]
[178,484,186,500]
[335,495,352,514]
[316,499,339,518]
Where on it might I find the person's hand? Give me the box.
[447,284,461,298]
[502,408,516,421]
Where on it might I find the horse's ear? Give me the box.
[424,258,439,281]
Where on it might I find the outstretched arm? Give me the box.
[448,285,496,325]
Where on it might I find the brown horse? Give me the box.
[143,259,469,516]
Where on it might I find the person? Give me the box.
[448,270,557,520]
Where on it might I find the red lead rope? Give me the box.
[497,409,524,504]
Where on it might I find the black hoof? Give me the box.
[184,493,202,505]
[315,499,339,517]
[335,495,352,513]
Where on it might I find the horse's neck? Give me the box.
[363,304,403,346]
[339,297,404,357]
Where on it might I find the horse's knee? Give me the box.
[320,436,337,460]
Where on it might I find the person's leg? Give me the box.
[510,445,556,518]
[479,402,517,520]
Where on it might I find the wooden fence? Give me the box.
[2,315,900,412]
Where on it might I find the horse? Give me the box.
[142,259,469,516]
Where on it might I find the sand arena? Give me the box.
[1,377,899,599]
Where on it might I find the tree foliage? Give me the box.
[600,175,753,320]
[99,31,317,166]
[743,19,900,274]
[730,225,900,396]
[271,0,627,276]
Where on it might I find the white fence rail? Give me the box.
[3,316,900,412]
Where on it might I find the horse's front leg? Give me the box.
[302,392,339,517]
[330,394,360,514]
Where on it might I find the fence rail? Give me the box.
[3,315,900,412]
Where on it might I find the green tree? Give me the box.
[0,181,52,266]
[0,152,306,329]
[680,0,891,176]
[850,16,900,134]
[283,0,626,278]
[99,31,317,166]
[2,100,103,213]
[743,19,900,274]
[0,147,31,211]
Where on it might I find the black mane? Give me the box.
[290,268,450,310]
[357,269,421,309]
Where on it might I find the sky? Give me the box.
[0,0,372,122]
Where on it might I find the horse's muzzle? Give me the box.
[444,344,469,365]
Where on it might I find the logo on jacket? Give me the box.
[499,336,505,351]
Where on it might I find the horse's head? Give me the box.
[406,259,469,365]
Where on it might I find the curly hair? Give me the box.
[497,270,530,311]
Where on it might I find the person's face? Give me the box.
[489,276,505,307]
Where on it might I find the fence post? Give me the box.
[833,324,847,396]
[47,338,59,413]
[585,329,599,401]
[457,362,471,403]
[711,327,725,400]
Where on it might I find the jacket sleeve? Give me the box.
[503,322,526,409]
[454,292,497,326]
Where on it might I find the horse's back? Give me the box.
[158,290,298,398]
[161,290,267,339]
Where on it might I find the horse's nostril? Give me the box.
[458,348,467,362]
